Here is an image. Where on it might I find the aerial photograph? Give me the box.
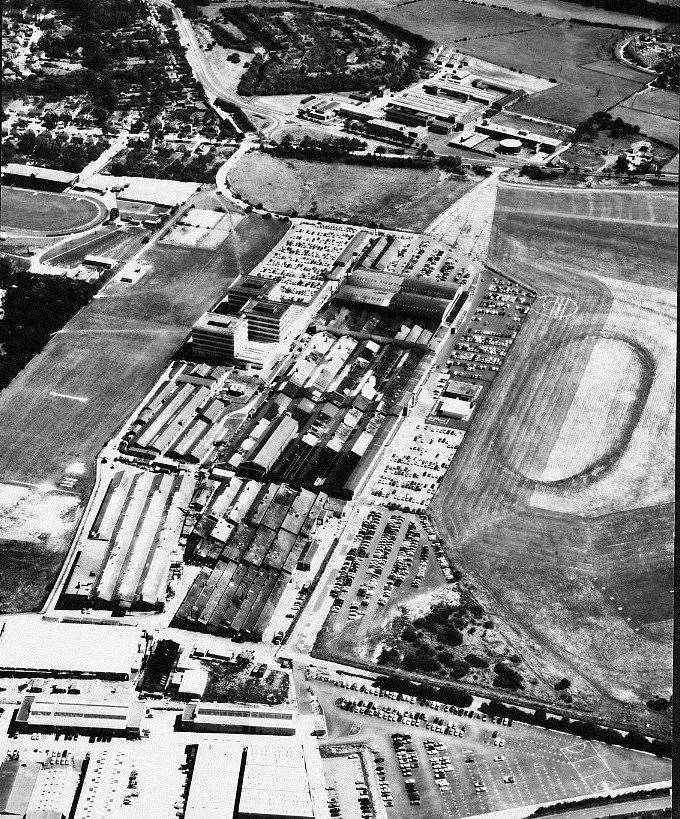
[0,0,675,816]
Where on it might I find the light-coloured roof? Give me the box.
[0,619,141,676]
[184,741,242,819]
[116,176,199,207]
[2,162,77,183]
[239,742,314,818]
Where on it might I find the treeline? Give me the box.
[374,675,474,708]
[0,258,97,391]
[529,786,671,817]
[555,0,678,23]
[480,699,672,758]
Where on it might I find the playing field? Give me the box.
[0,214,287,612]
[228,153,476,231]
[0,185,107,235]
[430,183,675,734]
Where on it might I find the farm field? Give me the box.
[0,186,107,235]
[430,183,675,735]
[228,153,476,231]
[609,104,679,150]
[0,214,286,612]
[456,22,649,126]
[379,0,547,42]
[624,87,680,120]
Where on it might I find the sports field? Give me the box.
[430,183,675,734]
[0,214,287,612]
[228,153,476,231]
[0,186,107,235]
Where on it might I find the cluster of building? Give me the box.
[61,362,258,613]
[190,222,357,375]
[173,480,336,639]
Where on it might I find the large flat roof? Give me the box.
[239,742,314,818]
[2,162,77,183]
[185,741,243,819]
[0,619,142,677]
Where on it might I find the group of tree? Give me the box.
[554,0,677,23]
[1,130,109,173]
[573,111,641,142]
[0,257,97,391]
[232,5,431,97]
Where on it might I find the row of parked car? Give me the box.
[392,733,422,806]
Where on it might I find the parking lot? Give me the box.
[311,678,671,819]
[321,508,452,648]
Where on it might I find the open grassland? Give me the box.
[228,153,476,230]
[456,22,648,126]
[0,186,106,235]
[0,215,286,612]
[430,183,675,734]
[492,185,678,290]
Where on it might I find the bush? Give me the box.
[555,678,571,691]
[465,653,489,669]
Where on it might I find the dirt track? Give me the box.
[429,183,674,734]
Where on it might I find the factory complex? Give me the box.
[299,54,566,160]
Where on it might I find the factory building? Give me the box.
[73,750,128,819]
[191,312,247,361]
[239,415,299,479]
[24,757,82,819]
[1,162,78,192]
[184,739,327,818]
[14,696,144,738]
[243,299,298,344]
[0,619,143,680]
[179,702,298,736]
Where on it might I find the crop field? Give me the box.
[0,186,107,235]
[429,183,675,734]
[228,153,476,231]
[0,215,286,612]
[456,22,648,126]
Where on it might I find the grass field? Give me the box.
[0,214,287,612]
[228,153,476,231]
[430,183,675,734]
[0,186,107,235]
[456,22,648,126]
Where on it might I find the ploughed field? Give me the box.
[430,184,675,734]
[0,186,107,235]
